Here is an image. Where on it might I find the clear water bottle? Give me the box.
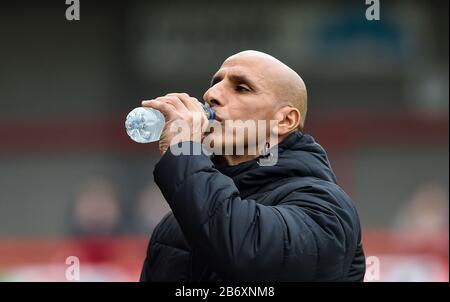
[125,103,215,143]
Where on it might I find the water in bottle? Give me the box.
[125,103,215,143]
[125,107,165,143]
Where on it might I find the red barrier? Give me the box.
[0,236,148,281]
[0,231,447,281]
[0,112,447,154]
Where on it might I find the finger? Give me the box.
[157,95,188,112]
[141,99,176,120]
[166,93,199,111]
[142,96,184,112]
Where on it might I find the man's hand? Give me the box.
[142,93,208,155]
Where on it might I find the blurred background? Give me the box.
[0,0,448,281]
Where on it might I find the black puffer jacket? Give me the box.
[140,131,365,281]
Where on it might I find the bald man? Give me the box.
[140,51,366,281]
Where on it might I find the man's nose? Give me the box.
[203,85,224,107]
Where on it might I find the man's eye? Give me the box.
[235,85,250,92]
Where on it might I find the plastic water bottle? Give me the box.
[125,103,215,143]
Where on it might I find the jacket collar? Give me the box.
[212,131,337,197]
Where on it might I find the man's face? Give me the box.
[203,55,278,154]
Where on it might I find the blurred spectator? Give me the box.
[133,183,170,234]
[393,182,449,233]
[70,177,123,237]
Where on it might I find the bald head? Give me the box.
[224,50,308,130]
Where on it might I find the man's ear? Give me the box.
[275,106,301,136]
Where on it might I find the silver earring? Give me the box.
[261,142,271,157]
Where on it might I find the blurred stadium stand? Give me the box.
[0,0,448,281]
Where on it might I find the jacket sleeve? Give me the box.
[153,142,348,281]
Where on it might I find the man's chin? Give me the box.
[202,138,250,156]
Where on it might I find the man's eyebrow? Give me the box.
[229,74,256,87]
[210,72,258,88]
[210,73,222,87]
